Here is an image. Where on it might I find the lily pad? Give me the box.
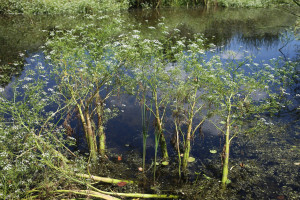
[210,149,217,154]
[187,157,195,162]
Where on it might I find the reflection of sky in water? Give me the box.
[218,32,299,62]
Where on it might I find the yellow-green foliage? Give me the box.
[0,0,129,15]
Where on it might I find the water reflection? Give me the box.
[126,7,297,48]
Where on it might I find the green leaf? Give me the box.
[220,121,226,125]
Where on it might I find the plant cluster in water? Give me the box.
[0,12,299,199]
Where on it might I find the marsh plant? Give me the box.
[0,60,177,199]
[46,16,127,161]
[169,36,215,174]
[112,21,298,183]
[0,64,73,199]
[114,23,178,162]
[202,52,298,187]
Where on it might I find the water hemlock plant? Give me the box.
[46,17,125,161]
[204,52,297,187]
[114,25,176,161]
[169,35,212,174]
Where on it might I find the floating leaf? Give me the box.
[162,161,169,166]
[155,162,160,166]
[220,121,226,125]
[210,150,217,154]
[187,157,195,162]
[225,179,231,184]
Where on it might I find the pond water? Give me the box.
[1,7,299,199]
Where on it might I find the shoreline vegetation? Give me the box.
[0,0,297,15]
[0,0,299,200]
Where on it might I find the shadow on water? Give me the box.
[0,6,299,199]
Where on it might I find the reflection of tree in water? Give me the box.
[0,15,91,87]
[127,7,297,49]
[235,32,282,51]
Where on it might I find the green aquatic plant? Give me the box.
[168,34,212,174]
[0,62,179,199]
[0,63,74,199]
[46,17,125,161]
[114,24,175,161]
[205,53,298,187]
[141,87,151,171]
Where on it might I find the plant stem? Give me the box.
[54,190,120,200]
[221,95,232,187]
[85,111,98,161]
[75,173,135,184]
[141,91,148,171]
[182,120,192,172]
[154,90,169,160]
[96,93,106,156]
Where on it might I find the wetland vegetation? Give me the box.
[0,1,299,199]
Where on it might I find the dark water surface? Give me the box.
[0,7,299,199]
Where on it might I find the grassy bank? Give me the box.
[0,0,128,15]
